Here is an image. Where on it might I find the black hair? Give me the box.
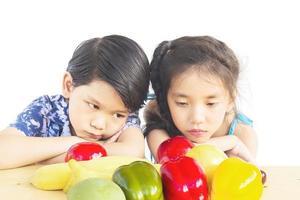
[144,36,240,137]
[67,35,150,112]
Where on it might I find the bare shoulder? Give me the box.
[235,123,257,139]
[146,129,170,160]
[235,123,258,156]
[147,129,170,141]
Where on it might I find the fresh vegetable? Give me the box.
[63,159,109,193]
[160,156,208,200]
[186,144,227,186]
[65,142,107,162]
[113,161,164,200]
[211,157,263,200]
[31,162,71,190]
[260,169,267,184]
[31,156,148,190]
[157,136,193,164]
[67,177,126,200]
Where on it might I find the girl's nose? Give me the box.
[190,106,205,124]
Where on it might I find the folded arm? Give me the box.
[201,125,258,163]
[0,127,85,169]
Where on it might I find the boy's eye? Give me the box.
[113,113,126,119]
[88,103,99,110]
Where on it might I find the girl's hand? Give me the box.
[225,138,255,163]
[193,135,255,163]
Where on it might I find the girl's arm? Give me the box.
[203,124,258,162]
[101,127,146,158]
[146,129,170,162]
[0,127,85,169]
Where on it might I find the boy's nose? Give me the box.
[90,117,106,131]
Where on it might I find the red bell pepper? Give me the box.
[160,156,208,200]
[157,136,193,164]
[65,142,107,162]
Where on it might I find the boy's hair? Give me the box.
[67,35,150,112]
[144,36,239,136]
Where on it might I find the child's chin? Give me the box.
[191,137,209,144]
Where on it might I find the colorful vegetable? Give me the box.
[67,177,126,200]
[186,144,227,186]
[63,159,107,193]
[65,142,107,162]
[157,136,193,164]
[31,156,149,191]
[260,169,267,185]
[113,161,164,200]
[160,156,208,200]
[211,157,263,200]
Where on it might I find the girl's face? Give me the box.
[167,68,233,143]
[63,73,129,141]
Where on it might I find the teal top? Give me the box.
[228,113,253,135]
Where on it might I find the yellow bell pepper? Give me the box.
[211,157,263,200]
[186,144,227,187]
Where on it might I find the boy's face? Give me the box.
[167,68,233,144]
[63,73,129,141]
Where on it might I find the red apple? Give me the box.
[157,136,194,164]
[65,142,107,162]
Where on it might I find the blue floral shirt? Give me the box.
[9,95,140,137]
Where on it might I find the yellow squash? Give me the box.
[31,156,152,190]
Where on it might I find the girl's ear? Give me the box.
[62,72,74,98]
[226,91,237,113]
[226,101,235,113]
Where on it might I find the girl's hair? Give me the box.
[144,36,240,136]
[67,35,150,112]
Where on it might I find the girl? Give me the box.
[0,35,150,169]
[144,36,257,163]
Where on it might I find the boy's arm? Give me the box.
[44,127,147,163]
[0,127,85,169]
[101,127,145,158]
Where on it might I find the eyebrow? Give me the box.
[87,95,129,113]
[171,92,220,99]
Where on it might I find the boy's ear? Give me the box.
[62,72,74,98]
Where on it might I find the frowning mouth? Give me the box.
[188,129,207,137]
[86,131,103,140]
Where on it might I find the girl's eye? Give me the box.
[113,113,126,119]
[207,102,218,107]
[175,101,188,106]
[88,103,99,110]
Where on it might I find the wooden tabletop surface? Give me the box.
[0,165,300,199]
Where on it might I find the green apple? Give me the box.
[186,144,227,186]
[67,177,125,200]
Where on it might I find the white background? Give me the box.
[0,0,299,165]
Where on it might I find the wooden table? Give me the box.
[0,165,300,199]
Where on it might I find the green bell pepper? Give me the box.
[113,161,164,200]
